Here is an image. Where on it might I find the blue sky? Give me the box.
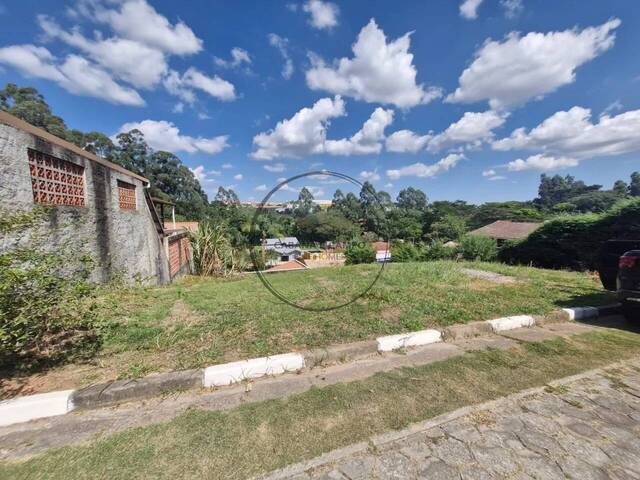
[0,0,638,204]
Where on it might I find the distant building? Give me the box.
[264,237,302,262]
[469,220,542,245]
[372,241,391,262]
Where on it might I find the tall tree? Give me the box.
[397,187,427,210]
[630,172,640,197]
[613,179,629,197]
[0,83,67,138]
[294,187,318,217]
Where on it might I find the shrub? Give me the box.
[391,242,419,262]
[0,209,97,368]
[500,198,640,270]
[190,223,246,276]
[420,241,457,261]
[345,243,376,265]
[458,235,498,262]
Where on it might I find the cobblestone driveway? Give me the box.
[263,360,640,479]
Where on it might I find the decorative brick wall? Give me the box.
[117,180,136,210]
[28,148,85,206]
[168,232,192,278]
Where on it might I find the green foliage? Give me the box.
[458,235,498,262]
[295,211,360,243]
[190,223,246,276]
[344,243,376,265]
[630,172,640,197]
[391,242,419,262]
[428,214,467,242]
[500,198,640,270]
[535,174,601,209]
[420,241,458,261]
[468,201,544,230]
[0,209,97,367]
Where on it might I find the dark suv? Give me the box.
[618,250,640,320]
[598,240,640,321]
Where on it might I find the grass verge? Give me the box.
[2,260,614,396]
[2,329,640,480]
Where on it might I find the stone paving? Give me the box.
[263,360,640,480]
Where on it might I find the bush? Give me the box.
[458,235,498,262]
[190,223,247,276]
[391,242,419,262]
[0,209,97,368]
[420,241,457,261]
[345,243,376,265]
[500,198,640,270]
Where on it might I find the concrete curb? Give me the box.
[376,329,442,352]
[0,390,74,428]
[203,353,305,387]
[0,303,621,428]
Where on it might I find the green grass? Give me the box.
[2,329,640,480]
[6,260,615,391]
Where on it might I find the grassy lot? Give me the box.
[2,329,640,480]
[2,260,615,394]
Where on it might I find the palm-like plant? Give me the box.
[189,223,235,277]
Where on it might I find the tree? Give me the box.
[535,174,601,209]
[613,180,629,197]
[0,83,67,138]
[330,189,345,210]
[468,201,543,230]
[630,172,640,197]
[569,191,620,213]
[294,187,318,217]
[428,214,467,242]
[359,182,387,234]
[397,187,427,210]
[295,211,360,243]
[214,187,240,206]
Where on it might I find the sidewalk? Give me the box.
[259,358,640,479]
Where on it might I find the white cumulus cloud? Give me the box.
[385,130,432,153]
[0,44,145,106]
[325,107,394,155]
[302,0,339,30]
[493,106,640,160]
[164,67,236,102]
[460,0,483,20]
[214,47,251,68]
[506,154,579,171]
[91,0,202,55]
[115,119,229,154]
[428,110,507,151]
[233,173,243,181]
[264,163,287,173]
[446,19,621,109]
[359,169,381,182]
[306,19,442,108]
[386,153,465,179]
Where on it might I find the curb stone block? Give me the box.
[0,390,75,427]
[203,353,306,387]
[71,369,204,409]
[534,310,571,326]
[562,307,600,321]
[303,341,379,367]
[376,329,442,352]
[442,321,493,341]
[486,315,535,333]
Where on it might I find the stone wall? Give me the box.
[0,118,171,285]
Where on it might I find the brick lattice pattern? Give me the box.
[117,180,137,210]
[28,149,85,206]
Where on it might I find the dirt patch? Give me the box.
[466,279,499,292]
[162,300,209,328]
[381,306,402,322]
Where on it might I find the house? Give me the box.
[264,237,302,263]
[469,220,542,245]
[0,111,192,285]
[372,241,392,262]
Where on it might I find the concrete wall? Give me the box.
[0,121,170,285]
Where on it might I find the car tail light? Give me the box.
[619,256,637,268]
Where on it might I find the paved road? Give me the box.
[262,358,640,480]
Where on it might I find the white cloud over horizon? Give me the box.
[306,19,442,108]
[386,153,465,179]
[115,119,229,154]
[447,19,621,109]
